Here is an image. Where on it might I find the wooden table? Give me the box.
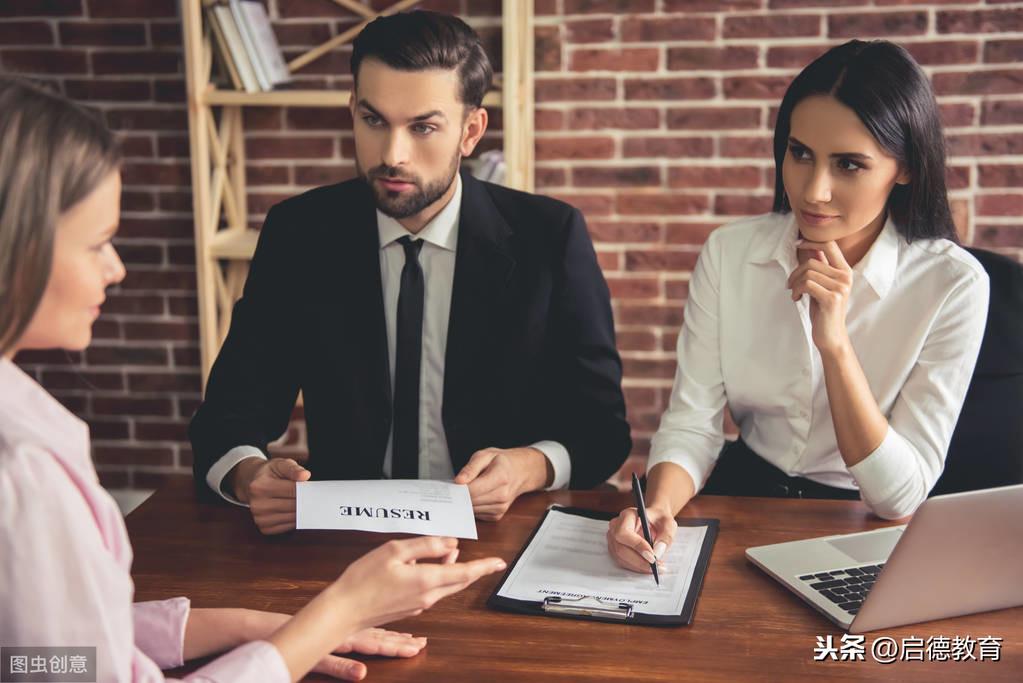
[127,477,1022,681]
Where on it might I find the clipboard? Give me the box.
[486,506,718,626]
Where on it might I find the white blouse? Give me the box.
[648,212,989,519]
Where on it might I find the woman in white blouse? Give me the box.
[608,40,989,574]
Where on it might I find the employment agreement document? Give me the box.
[296,480,478,539]
[496,507,707,616]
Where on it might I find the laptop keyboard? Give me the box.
[797,564,885,615]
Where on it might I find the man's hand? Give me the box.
[453,447,553,522]
[229,457,310,534]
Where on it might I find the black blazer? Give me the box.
[189,171,631,496]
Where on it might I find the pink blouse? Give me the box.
[0,358,290,682]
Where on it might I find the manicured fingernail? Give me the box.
[654,541,667,559]
[642,550,656,564]
[494,559,507,570]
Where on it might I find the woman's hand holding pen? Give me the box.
[606,504,677,574]
[608,462,694,574]
[787,240,854,356]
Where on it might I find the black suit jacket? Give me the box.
[189,171,631,496]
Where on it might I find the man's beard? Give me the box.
[358,150,461,220]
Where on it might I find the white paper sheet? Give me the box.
[296,480,478,540]
[497,508,707,616]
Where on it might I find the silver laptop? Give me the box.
[746,484,1023,633]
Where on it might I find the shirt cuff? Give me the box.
[133,597,190,670]
[206,446,268,507]
[646,451,708,495]
[530,440,571,490]
[185,640,290,683]
[847,426,917,518]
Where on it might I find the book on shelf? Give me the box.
[233,0,292,88]
[207,1,258,92]
[229,0,271,90]
[204,0,292,93]
[206,11,242,90]
[472,150,506,185]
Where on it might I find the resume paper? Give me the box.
[296,479,478,540]
[496,508,706,615]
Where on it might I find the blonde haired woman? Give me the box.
[0,77,505,682]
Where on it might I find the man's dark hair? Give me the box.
[772,39,958,243]
[350,10,493,110]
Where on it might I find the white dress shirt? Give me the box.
[648,212,989,520]
[208,175,571,504]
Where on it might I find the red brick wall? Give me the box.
[4,0,1021,491]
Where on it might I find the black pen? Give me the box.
[631,472,659,585]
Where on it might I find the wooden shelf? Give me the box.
[204,87,503,108]
[209,229,260,260]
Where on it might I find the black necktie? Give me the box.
[392,236,425,479]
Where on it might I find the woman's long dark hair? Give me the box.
[772,40,958,243]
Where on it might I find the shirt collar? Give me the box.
[750,212,800,273]
[377,173,461,252]
[749,211,899,300]
[854,215,899,300]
